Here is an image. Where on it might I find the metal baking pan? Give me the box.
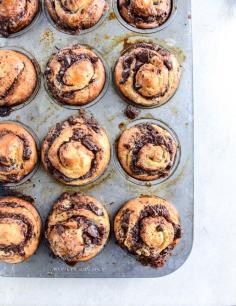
[0,0,193,277]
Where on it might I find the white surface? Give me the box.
[1,0,236,305]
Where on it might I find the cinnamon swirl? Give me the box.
[0,49,38,111]
[45,0,108,34]
[0,0,39,37]
[118,0,172,29]
[45,192,110,265]
[114,42,181,107]
[41,112,110,185]
[0,195,41,263]
[45,44,106,106]
[0,122,38,184]
[114,196,181,268]
[117,122,177,181]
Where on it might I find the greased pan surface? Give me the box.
[0,0,193,277]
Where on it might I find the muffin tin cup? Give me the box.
[112,41,182,109]
[43,44,110,110]
[0,2,42,39]
[0,120,40,187]
[0,46,41,116]
[43,0,111,36]
[113,118,181,186]
[42,110,113,187]
[113,0,178,34]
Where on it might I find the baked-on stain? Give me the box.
[118,122,127,130]
[108,12,116,21]
[79,169,115,192]
[40,29,55,50]
[103,34,186,65]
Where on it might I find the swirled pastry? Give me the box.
[45,192,110,265]
[117,122,177,181]
[0,50,37,109]
[114,196,181,268]
[0,195,41,263]
[0,0,39,37]
[45,0,108,34]
[0,122,38,184]
[118,0,172,29]
[42,112,110,185]
[45,45,106,106]
[114,43,181,107]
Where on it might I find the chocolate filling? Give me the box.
[0,106,11,117]
[125,105,140,119]
[59,201,104,217]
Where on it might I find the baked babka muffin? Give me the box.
[117,122,177,181]
[114,42,181,107]
[45,192,110,265]
[45,44,106,106]
[0,121,38,184]
[41,111,110,185]
[114,195,182,268]
[45,0,108,34]
[0,0,39,37]
[118,0,172,29]
[0,49,38,110]
[0,195,41,263]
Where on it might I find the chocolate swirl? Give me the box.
[0,0,39,37]
[114,43,181,107]
[117,122,177,181]
[0,50,37,111]
[45,0,108,34]
[118,0,172,29]
[0,122,38,184]
[114,196,181,268]
[45,44,106,106]
[41,111,110,186]
[45,192,110,265]
[0,196,41,263]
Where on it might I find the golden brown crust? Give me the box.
[0,196,41,263]
[0,0,39,37]
[45,192,110,264]
[117,122,177,181]
[114,42,181,107]
[0,50,37,108]
[41,111,110,186]
[45,0,108,34]
[114,196,181,268]
[0,122,38,184]
[118,0,172,29]
[45,44,106,106]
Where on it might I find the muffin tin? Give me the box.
[0,0,193,277]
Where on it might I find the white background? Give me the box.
[1,0,236,305]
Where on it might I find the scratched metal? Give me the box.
[0,0,193,278]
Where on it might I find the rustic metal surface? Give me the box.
[0,0,193,278]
